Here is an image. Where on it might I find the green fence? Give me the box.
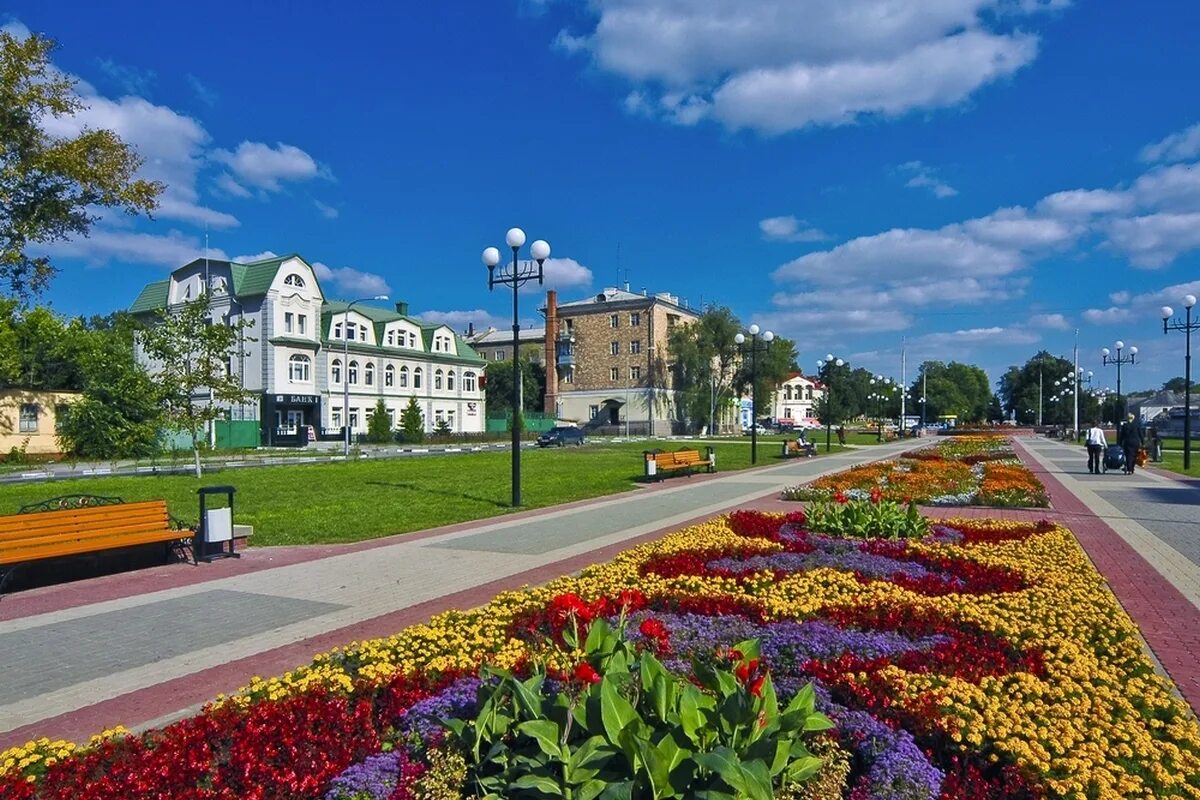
[486,412,557,434]
[216,419,261,449]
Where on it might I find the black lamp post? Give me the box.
[1162,294,1197,470]
[869,376,895,441]
[736,324,774,464]
[817,354,845,453]
[1101,340,1137,424]
[482,228,551,507]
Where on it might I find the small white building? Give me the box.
[130,254,487,444]
[771,373,825,428]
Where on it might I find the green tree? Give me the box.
[986,394,1005,423]
[909,361,993,423]
[433,416,452,437]
[399,395,424,443]
[484,357,541,416]
[666,306,741,432]
[366,398,393,444]
[997,351,1075,424]
[1,31,161,299]
[1164,377,1189,393]
[139,295,255,477]
[734,334,799,426]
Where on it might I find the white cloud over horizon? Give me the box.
[898,161,958,198]
[758,215,829,242]
[212,141,327,194]
[313,262,391,298]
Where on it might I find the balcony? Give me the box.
[556,333,576,367]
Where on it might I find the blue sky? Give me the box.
[6,1,1200,393]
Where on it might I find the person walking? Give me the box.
[1085,420,1106,474]
[836,424,846,446]
[1118,414,1142,475]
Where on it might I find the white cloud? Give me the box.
[212,141,325,193]
[527,257,594,294]
[1082,306,1133,324]
[312,262,391,298]
[232,250,279,263]
[1109,291,1130,304]
[186,73,218,107]
[558,1,1049,134]
[415,309,512,333]
[911,326,1040,347]
[761,307,912,337]
[956,207,1077,250]
[1028,313,1070,330]
[772,277,1024,310]
[213,173,252,198]
[314,200,339,219]
[759,215,829,242]
[1035,188,1132,217]
[1103,211,1200,268]
[898,161,958,198]
[36,228,227,268]
[1139,122,1200,164]
[96,58,156,96]
[1129,162,1200,212]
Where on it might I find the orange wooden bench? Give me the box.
[783,440,817,458]
[0,497,190,592]
[643,448,715,480]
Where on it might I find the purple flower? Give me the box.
[402,677,482,739]
[323,750,403,800]
[835,709,944,800]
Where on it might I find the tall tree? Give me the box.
[734,334,799,423]
[139,296,255,477]
[366,398,393,444]
[666,306,741,432]
[399,395,424,443]
[997,351,1075,424]
[1,31,161,299]
[484,356,542,416]
[1163,377,1189,393]
[909,361,993,423]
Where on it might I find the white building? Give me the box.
[770,373,825,428]
[130,254,487,444]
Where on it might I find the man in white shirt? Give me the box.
[1085,421,1107,474]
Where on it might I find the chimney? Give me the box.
[466,321,475,338]
[544,290,559,416]
[394,301,408,316]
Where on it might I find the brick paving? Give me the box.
[2,434,1197,749]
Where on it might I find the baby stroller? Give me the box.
[1102,445,1126,474]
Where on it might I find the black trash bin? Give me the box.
[195,486,239,563]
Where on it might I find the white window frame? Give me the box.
[447,370,455,391]
[19,403,39,433]
[610,366,619,381]
[385,364,395,387]
[610,314,619,328]
[630,312,641,326]
[348,360,359,384]
[610,341,619,355]
[399,366,409,388]
[630,365,641,381]
[298,314,307,335]
[331,359,342,384]
[284,312,294,333]
[434,369,444,390]
[365,362,375,386]
[288,354,310,382]
[414,368,423,389]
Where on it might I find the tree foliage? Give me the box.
[366,398,393,444]
[996,352,1091,425]
[1163,376,1189,393]
[484,356,542,415]
[666,306,741,432]
[399,395,424,443]
[909,361,993,423]
[0,31,161,299]
[139,295,255,477]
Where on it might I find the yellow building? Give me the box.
[0,390,80,456]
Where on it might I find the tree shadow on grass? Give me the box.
[364,481,509,509]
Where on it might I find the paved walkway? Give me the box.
[0,440,920,748]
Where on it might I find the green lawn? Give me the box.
[0,440,845,547]
[1157,451,1200,478]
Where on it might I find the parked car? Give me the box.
[742,424,771,436]
[536,426,585,447]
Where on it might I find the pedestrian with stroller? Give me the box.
[1118,414,1142,475]
[1085,421,1106,474]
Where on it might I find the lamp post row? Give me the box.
[1161,294,1197,470]
[736,324,774,465]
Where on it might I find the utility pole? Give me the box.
[900,340,907,436]
[1037,353,1044,428]
[1072,331,1079,439]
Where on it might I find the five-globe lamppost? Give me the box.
[1100,340,1137,424]
[869,376,895,441]
[343,294,389,457]
[735,324,774,464]
[1161,294,1197,469]
[482,228,551,507]
[816,354,845,453]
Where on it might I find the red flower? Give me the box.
[574,662,601,685]
[749,675,765,697]
[869,486,883,504]
[639,618,668,639]
[834,491,849,504]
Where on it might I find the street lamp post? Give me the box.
[482,229,550,507]
[1162,294,1197,469]
[817,354,845,453]
[735,324,774,464]
[1101,340,1137,423]
[343,294,389,457]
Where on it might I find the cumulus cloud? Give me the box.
[524,257,594,294]
[554,1,1051,134]
[1139,122,1200,164]
[314,200,339,219]
[1082,306,1133,324]
[898,161,958,198]
[186,73,218,107]
[36,229,228,268]
[1035,188,1132,217]
[1028,313,1070,330]
[910,326,1040,347]
[231,250,279,263]
[759,215,829,242]
[1103,211,1200,268]
[415,308,513,333]
[313,262,391,298]
[212,141,326,194]
[96,58,156,96]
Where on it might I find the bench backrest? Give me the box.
[646,449,705,465]
[0,500,172,544]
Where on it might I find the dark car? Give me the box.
[536,426,585,447]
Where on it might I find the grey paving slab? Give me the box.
[432,480,764,554]
[1090,488,1200,568]
[0,590,345,704]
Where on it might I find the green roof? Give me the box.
[320,302,486,364]
[129,280,168,314]
[230,254,302,297]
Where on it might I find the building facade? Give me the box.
[130,254,487,444]
[0,390,80,455]
[466,326,546,365]
[769,373,825,428]
[544,287,700,435]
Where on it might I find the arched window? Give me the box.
[331,359,342,385]
[413,367,423,389]
[288,354,310,382]
[447,370,455,391]
[385,364,395,387]
[398,366,409,388]
[365,363,375,386]
[463,371,476,392]
[434,369,444,390]
[348,360,359,384]
[284,274,306,287]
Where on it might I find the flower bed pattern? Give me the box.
[784,435,1050,507]
[4,510,1199,799]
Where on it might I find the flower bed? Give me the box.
[4,511,1198,798]
[784,436,1050,507]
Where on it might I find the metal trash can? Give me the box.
[196,486,239,563]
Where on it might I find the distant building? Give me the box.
[542,287,701,435]
[0,389,80,455]
[1130,390,1183,424]
[465,325,546,365]
[130,254,487,444]
[768,373,825,429]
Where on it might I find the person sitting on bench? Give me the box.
[795,430,816,455]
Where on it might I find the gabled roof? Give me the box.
[321,301,485,364]
[469,327,546,345]
[128,253,311,314]
[129,279,169,314]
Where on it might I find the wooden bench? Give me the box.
[783,440,817,458]
[643,448,715,481]
[0,496,191,593]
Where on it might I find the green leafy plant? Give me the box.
[438,611,832,799]
[805,492,929,540]
[367,399,394,444]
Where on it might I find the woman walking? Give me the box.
[1085,421,1106,474]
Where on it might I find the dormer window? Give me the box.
[284,274,306,288]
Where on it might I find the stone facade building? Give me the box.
[130,254,486,444]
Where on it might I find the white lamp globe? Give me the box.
[1087,371,1093,378]
[1129,346,1138,355]
[506,227,526,248]
[530,239,551,261]
[1101,348,1110,357]
[1115,340,1124,350]
[1185,294,1197,309]
[735,333,746,345]
[835,358,844,367]
[748,324,760,336]
[826,353,834,362]
[481,247,501,267]
[816,359,824,367]
[1162,306,1175,320]
[763,330,775,342]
